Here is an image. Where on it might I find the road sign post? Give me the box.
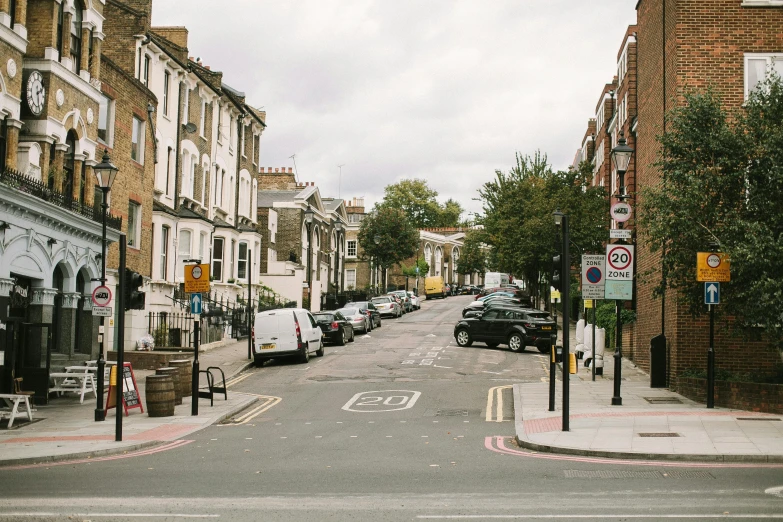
[606,243,634,406]
[698,251,729,410]
[190,293,202,315]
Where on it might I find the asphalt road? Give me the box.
[2,295,783,521]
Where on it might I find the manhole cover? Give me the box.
[436,409,479,417]
[565,470,662,479]
[643,397,682,404]
[638,432,680,437]
[737,417,781,421]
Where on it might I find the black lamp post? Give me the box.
[93,149,118,422]
[334,218,343,299]
[373,235,382,292]
[304,204,315,311]
[610,131,633,406]
[553,208,570,431]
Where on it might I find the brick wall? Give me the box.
[103,0,148,74]
[258,167,297,190]
[24,0,56,58]
[276,207,303,266]
[675,376,783,415]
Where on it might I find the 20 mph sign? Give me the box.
[606,244,634,280]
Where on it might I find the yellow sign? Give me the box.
[697,252,730,282]
[184,263,211,293]
[584,299,593,309]
[552,290,561,299]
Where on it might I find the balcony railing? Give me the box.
[0,167,123,231]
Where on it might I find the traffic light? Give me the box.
[551,254,562,291]
[124,268,145,310]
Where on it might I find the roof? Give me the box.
[257,190,299,208]
[213,216,233,228]
[322,198,343,213]
[176,205,213,224]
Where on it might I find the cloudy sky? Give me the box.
[151,1,637,217]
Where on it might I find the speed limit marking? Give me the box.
[606,244,634,280]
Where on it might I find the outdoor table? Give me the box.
[0,394,34,428]
[49,366,97,403]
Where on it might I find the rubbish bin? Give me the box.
[650,333,667,388]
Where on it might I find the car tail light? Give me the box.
[524,323,534,328]
[293,313,303,348]
[331,321,339,329]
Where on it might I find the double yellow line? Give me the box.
[221,370,282,425]
[485,385,512,422]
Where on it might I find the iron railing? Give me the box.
[0,167,123,230]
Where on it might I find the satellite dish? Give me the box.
[184,122,197,133]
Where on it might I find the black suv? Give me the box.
[453,307,557,353]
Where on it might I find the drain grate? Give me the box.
[643,396,682,404]
[662,471,715,479]
[565,470,714,479]
[436,409,479,417]
[737,417,781,421]
[638,432,681,437]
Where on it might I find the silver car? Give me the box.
[390,290,413,313]
[336,307,370,333]
[372,296,402,318]
[407,291,420,310]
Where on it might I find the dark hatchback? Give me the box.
[453,306,557,353]
[344,301,382,329]
[313,311,355,345]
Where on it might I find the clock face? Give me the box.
[26,70,45,116]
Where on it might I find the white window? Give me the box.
[216,105,223,143]
[212,237,224,281]
[199,98,206,136]
[346,269,356,290]
[745,54,783,98]
[596,103,605,132]
[238,242,248,279]
[127,202,141,248]
[140,54,150,87]
[177,229,191,278]
[199,232,206,260]
[97,95,115,146]
[163,71,170,116]
[160,225,169,279]
[229,116,235,151]
[346,240,357,257]
[131,116,144,163]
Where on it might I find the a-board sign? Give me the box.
[581,254,606,299]
[606,244,634,280]
[697,252,730,282]
[184,263,211,293]
[104,362,144,416]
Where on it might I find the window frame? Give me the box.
[744,53,783,99]
[346,240,357,258]
[163,70,170,116]
[69,2,82,73]
[131,116,144,163]
[346,269,357,290]
[127,201,141,248]
[160,225,169,279]
[97,94,115,146]
[237,241,248,280]
[212,237,224,281]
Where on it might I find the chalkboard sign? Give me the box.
[104,362,144,416]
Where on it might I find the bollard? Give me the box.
[569,353,577,374]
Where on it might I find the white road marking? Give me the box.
[433,365,452,369]
[766,485,783,497]
[417,516,783,520]
[342,390,422,413]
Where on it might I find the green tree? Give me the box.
[456,229,487,276]
[378,179,441,228]
[358,206,419,289]
[436,198,464,227]
[639,77,783,350]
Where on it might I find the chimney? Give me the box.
[288,168,293,173]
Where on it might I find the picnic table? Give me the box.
[0,394,34,428]
[49,365,97,403]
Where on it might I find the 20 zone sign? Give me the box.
[606,244,634,280]
[342,390,421,412]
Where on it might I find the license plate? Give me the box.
[261,343,276,350]
[541,326,552,330]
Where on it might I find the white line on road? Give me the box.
[417,516,783,519]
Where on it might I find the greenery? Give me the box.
[593,300,636,349]
[358,206,420,288]
[377,179,465,228]
[456,229,487,276]
[152,323,168,348]
[638,75,783,351]
[680,366,783,385]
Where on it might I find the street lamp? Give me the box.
[609,131,634,406]
[334,218,343,299]
[553,208,570,431]
[373,235,382,292]
[93,149,118,422]
[304,204,315,310]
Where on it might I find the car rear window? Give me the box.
[372,298,390,304]
[313,314,333,321]
[526,312,550,319]
[337,308,358,316]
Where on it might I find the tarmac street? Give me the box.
[1,296,783,521]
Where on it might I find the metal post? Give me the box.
[592,305,596,382]
[549,344,556,412]
[561,214,570,431]
[306,223,312,311]
[115,234,126,441]
[612,298,623,406]
[707,304,715,408]
[95,187,109,422]
[192,316,199,416]
[247,251,252,360]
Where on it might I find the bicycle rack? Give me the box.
[198,366,228,406]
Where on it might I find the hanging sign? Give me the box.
[696,252,730,282]
[184,263,211,293]
[104,362,144,416]
[581,254,606,299]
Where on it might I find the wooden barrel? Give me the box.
[169,359,192,397]
[156,367,182,405]
[146,375,175,417]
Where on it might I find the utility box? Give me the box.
[650,334,667,388]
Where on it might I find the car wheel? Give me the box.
[486,342,499,349]
[455,328,473,347]
[299,342,310,363]
[377,318,382,328]
[508,333,525,353]
[349,328,355,342]
[338,328,346,346]
[316,339,325,357]
[367,318,372,332]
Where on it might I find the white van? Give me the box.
[252,308,324,366]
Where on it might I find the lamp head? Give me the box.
[93,149,119,190]
[611,131,634,175]
[304,204,315,225]
[553,208,564,226]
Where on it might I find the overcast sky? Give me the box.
[151,1,637,218]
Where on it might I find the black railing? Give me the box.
[148,312,195,349]
[0,167,123,230]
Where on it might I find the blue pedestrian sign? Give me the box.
[704,282,720,305]
[190,292,203,315]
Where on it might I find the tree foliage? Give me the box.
[357,206,419,272]
[638,76,783,350]
[378,179,463,228]
[456,229,487,276]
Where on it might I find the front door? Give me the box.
[16,323,52,404]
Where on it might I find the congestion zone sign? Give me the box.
[606,244,634,280]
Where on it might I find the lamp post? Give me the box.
[304,204,315,310]
[553,209,570,431]
[610,131,633,406]
[373,235,382,293]
[334,218,343,302]
[93,149,118,422]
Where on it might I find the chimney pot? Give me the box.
[275,168,279,173]
[288,167,293,173]
[205,65,211,70]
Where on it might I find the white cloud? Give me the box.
[152,0,637,216]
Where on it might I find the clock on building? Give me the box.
[26,70,45,116]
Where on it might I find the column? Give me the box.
[0,0,9,27]
[84,162,95,209]
[89,35,102,79]
[13,0,25,31]
[79,28,89,74]
[61,12,72,59]
[71,156,83,201]
[53,143,67,194]
[5,119,21,171]
[29,288,57,360]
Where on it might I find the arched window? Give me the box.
[424,244,433,275]
[63,130,78,198]
[435,247,443,276]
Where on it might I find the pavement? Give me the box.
[514,316,783,462]
[0,339,258,467]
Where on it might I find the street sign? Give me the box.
[704,282,720,305]
[581,254,606,299]
[91,285,112,307]
[92,306,112,317]
[584,299,593,309]
[697,252,730,282]
[610,202,632,223]
[184,263,211,293]
[551,290,561,300]
[190,293,203,315]
[606,244,634,280]
[605,280,633,300]
[610,229,632,240]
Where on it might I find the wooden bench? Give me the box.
[0,394,34,428]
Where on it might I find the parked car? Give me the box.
[313,311,355,345]
[372,296,402,318]
[462,296,528,317]
[389,290,413,313]
[407,291,420,310]
[453,306,558,353]
[425,276,447,299]
[476,287,525,300]
[253,308,324,365]
[344,301,382,329]
[337,307,371,333]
